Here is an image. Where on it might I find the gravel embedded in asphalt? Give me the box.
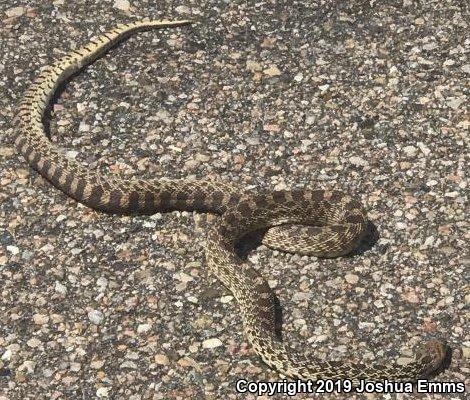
[0,1,468,399]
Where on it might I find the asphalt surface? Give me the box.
[0,1,468,399]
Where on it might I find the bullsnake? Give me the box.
[14,19,446,383]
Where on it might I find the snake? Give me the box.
[13,19,447,383]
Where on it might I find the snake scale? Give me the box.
[14,19,446,383]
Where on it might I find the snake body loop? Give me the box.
[14,20,446,383]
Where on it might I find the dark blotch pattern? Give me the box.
[108,189,122,211]
[273,191,287,203]
[51,167,64,186]
[127,191,140,212]
[73,178,86,200]
[210,191,225,209]
[144,191,155,212]
[330,225,345,233]
[63,173,75,193]
[237,202,253,217]
[346,213,365,224]
[88,185,104,206]
[254,195,269,208]
[311,190,326,201]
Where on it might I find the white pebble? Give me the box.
[71,247,83,255]
[88,309,104,325]
[423,236,435,247]
[187,296,198,303]
[422,42,437,50]
[175,272,193,283]
[202,338,223,349]
[22,360,36,373]
[374,300,384,308]
[305,115,316,125]
[292,292,311,301]
[349,156,368,167]
[137,323,152,334]
[21,250,34,260]
[55,281,67,294]
[26,338,41,348]
[403,145,417,156]
[113,0,130,11]
[120,360,137,369]
[96,277,108,291]
[417,142,431,156]
[96,387,109,398]
[6,6,24,17]
[397,357,413,366]
[389,66,399,75]
[294,73,303,82]
[66,150,79,159]
[78,121,90,133]
[175,5,191,14]
[1,350,12,361]
[443,59,455,67]
[56,214,67,222]
[446,97,464,109]
[396,222,407,230]
[6,245,19,255]
[220,295,233,303]
[314,335,328,342]
[345,273,359,284]
[70,362,81,372]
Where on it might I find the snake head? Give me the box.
[415,339,448,377]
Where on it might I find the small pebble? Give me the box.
[137,323,152,334]
[113,0,130,11]
[120,360,137,369]
[403,145,418,156]
[96,387,109,398]
[5,6,25,17]
[6,245,19,255]
[202,338,223,349]
[397,357,414,365]
[345,273,359,284]
[26,338,41,348]
[55,281,67,294]
[1,350,12,361]
[154,354,169,365]
[88,310,104,325]
[263,65,281,76]
[32,314,49,325]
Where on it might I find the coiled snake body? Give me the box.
[14,20,446,383]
